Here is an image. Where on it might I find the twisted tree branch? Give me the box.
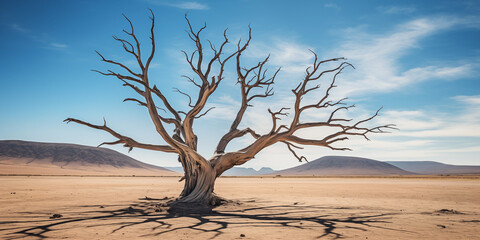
[64,118,177,153]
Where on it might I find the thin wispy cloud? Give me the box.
[324,3,340,10]
[376,95,480,138]
[147,0,209,10]
[378,6,416,14]
[453,95,480,105]
[333,16,479,96]
[10,23,29,33]
[245,39,313,75]
[239,15,479,99]
[173,1,208,10]
[50,43,68,49]
[9,23,68,50]
[202,95,241,121]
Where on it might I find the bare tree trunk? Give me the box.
[178,155,216,204]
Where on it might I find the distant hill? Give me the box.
[223,167,275,176]
[257,167,276,175]
[276,156,413,176]
[386,161,480,175]
[0,140,178,176]
[166,166,275,176]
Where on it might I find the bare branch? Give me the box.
[123,97,147,106]
[94,51,142,78]
[184,14,207,84]
[104,12,190,154]
[173,88,194,107]
[121,80,145,96]
[145,8,155,71]
[151,85,182,121]
[205,28,229,80]
[121,13,144,71]
[215,127,260,153]
[179,17,247,150]
[64,118,177,153]
[290,60,354,130]
[282,141,307,162]
[123,98,166,113]
[91,69,143,85]
[194,107,215,119]
[97,140,122,148]
[112,35,136,57]
[215,34,279,153]
[268,108,290,133]
[182,75,201,88]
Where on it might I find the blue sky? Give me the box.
[1,0,479,169]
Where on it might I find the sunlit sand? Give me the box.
[1,176,479,239]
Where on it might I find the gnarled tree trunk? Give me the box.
[178,155,217,203]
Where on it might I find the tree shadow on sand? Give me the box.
[1,197,407,239]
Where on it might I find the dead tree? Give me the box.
[65,11,394,204]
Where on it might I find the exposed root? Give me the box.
[434,209,463,215]
[167,201,214,215]
[165,194,239,215]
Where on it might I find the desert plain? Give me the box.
[1,176,479,240]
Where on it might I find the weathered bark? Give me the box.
[178,154,216,203]
[180,166,216,203]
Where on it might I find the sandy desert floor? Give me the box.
[0,176,479,239]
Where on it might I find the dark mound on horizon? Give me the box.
[387,161,480,175]
[276,156,414,176]
[0,140,178,176]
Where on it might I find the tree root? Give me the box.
[166,194,238,215]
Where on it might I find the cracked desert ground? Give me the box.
[1,176,479,239]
